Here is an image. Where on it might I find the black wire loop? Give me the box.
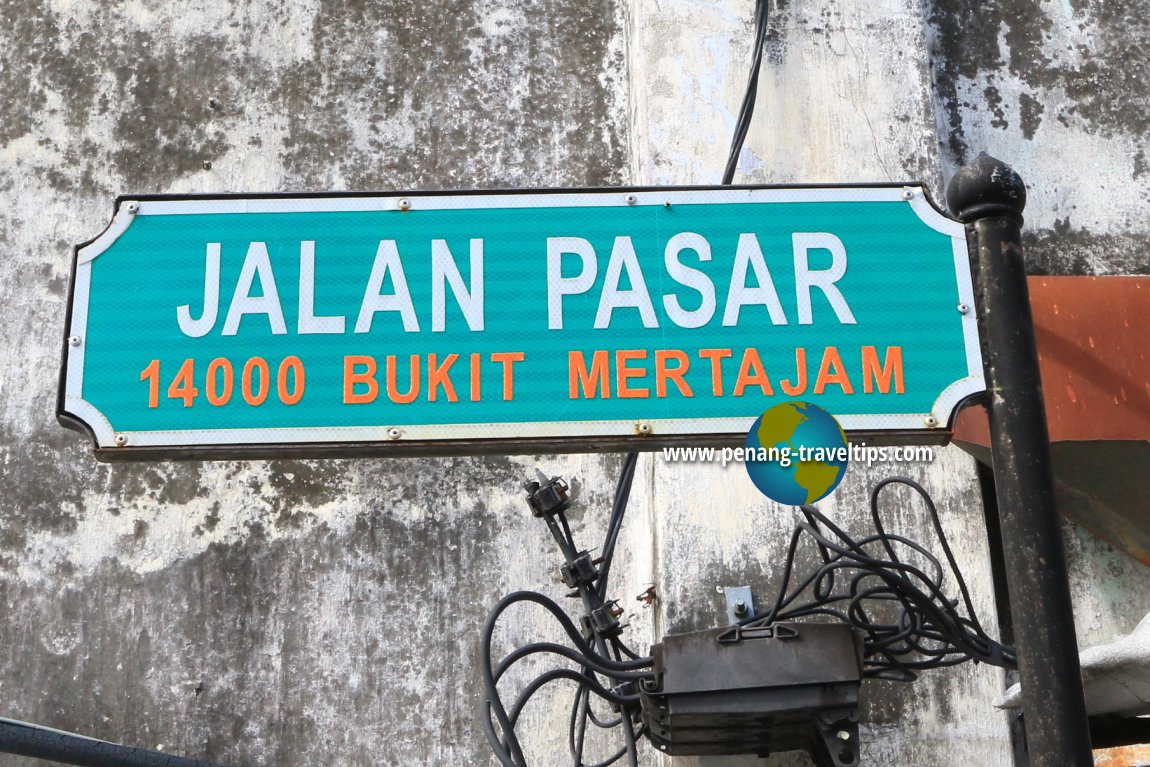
[481,454,650,767]
[744,476,1016,680]
[722,0,773,184]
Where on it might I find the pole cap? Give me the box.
[945,152,1026,223]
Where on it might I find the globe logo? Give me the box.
[744,401,849,505]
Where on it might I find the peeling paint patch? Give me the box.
[926,0,1150,252]
[632,0,941,192]
[1018,92,1045,139]
[927,0,1150,154]
[1062,516,1150,649]
[1024,226,1150,276]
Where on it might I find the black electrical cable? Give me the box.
[0,716,233,767]
[568,684,592,766]
[608,638,644,661]
[618,712,640,767]
[480,1,1002,754]
[481,458,654,767]
[743,477,1016,680]
[494,642,653,683]
[481,586,653,767]
[483,592,652,677]
[500,0,776,747]
[567,680,634,766]
[482,468,1016,763]
[722,0,772,184]
[506,669,640,730]
[595,452,638,603]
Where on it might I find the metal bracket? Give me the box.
[723,585,755,624]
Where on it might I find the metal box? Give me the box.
[640,622,864,766]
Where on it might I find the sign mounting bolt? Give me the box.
[124,201,139,214]
[957,303,970,314]
[901,188,914,200]
[114,434,128,446]
[387,427,402,440]
[398,198,411,211]
[68,336,81,347]
[624,194,638,205]
[637,422,652,435]
[924,415,939,427]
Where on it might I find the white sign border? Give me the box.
[62,184,983,454]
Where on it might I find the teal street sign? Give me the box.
[58,185,984,460]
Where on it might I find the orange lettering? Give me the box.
[385,355,420,404]
[206,358,233,406]
[470,353,481,402]
[655,350,693,397]
[168,359,199,407]
[140,360,160,408]
[569,351,611,399]
[616,350,649,398]
[428,353,459,402]
[734,348,774,397]
[814,347,854,394]
[242,357,270,405]
[862,346,904,394]
[344,355,379,404]
[781,348,808,396]
[698,348,732,396]
[491,352,524,401]
[277,356,305,405]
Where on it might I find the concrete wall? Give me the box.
[0,1,1147,766]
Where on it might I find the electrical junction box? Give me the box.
[640,622,864,767]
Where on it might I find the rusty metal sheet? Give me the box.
[955,276,1150,445]
[1094,744,1150,766]
[953,276,1150,567]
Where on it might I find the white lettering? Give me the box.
[431,238,484,332]
[662,232,716,328]
[355,240,420,333]
[722,233,788,326]
[177,243,221,337]
[793,232,856,325]
[222,242,287,336]
[594,236,658,329]
[297,241,345,334]
[547,237,597,330]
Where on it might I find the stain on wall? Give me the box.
[2,0,1149,765]
[925,0,1150,275]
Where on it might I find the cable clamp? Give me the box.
[523,471,573,517]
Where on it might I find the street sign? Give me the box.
[58,185,983,460]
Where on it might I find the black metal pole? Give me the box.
[0,716,234,767]
[946,153,1092,767]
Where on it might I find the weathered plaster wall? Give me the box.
[0,1,631,765]
[631,0,943,191]
[925,0,1150,275]
[1,1,1148,766]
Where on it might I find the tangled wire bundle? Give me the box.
[743,477,1016,681]
[480,468,1015,766]
[481,454,652,767]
